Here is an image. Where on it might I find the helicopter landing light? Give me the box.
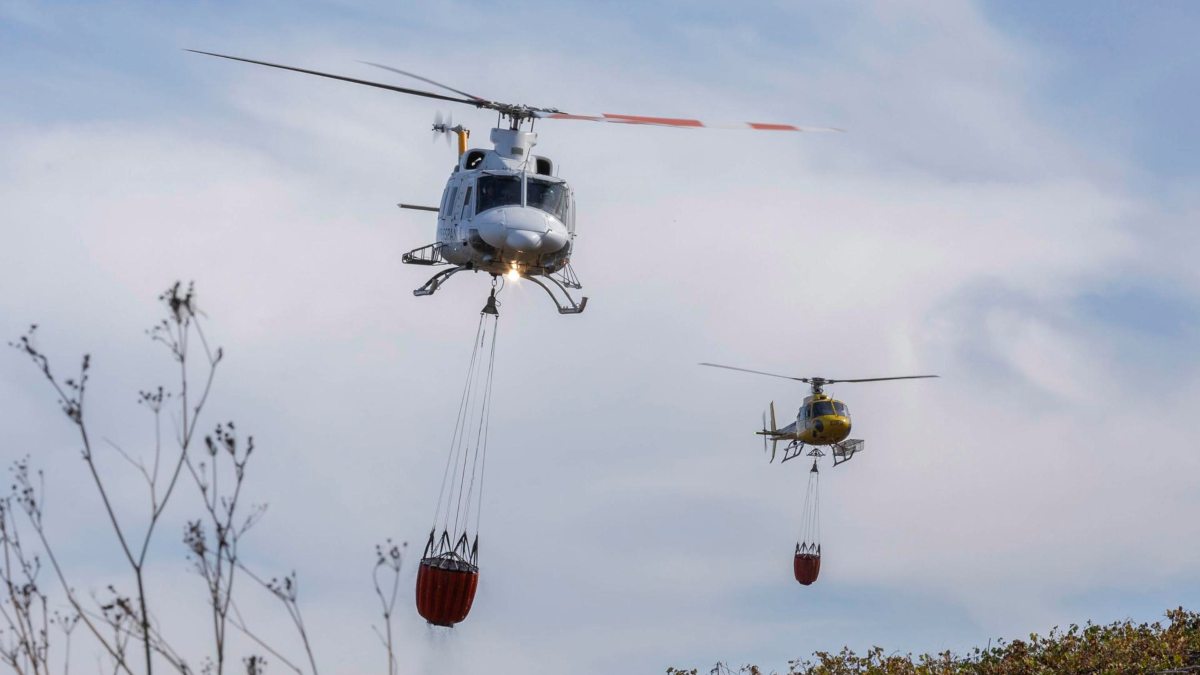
[506,263,521,283]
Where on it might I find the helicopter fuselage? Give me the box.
[766,393,852,446]
[434,128,576,278]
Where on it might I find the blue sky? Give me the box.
[2,2,1199,673]
[983,0,1200,181]
[4,0,1197,182]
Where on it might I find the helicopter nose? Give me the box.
[505,228,543,251]
[541,225,568,252]
[476,207,567,254]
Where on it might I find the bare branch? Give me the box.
[228,602,302,675]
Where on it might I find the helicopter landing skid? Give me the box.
[779,440,862,467]
[524,274,588,314]
[832,439,864,466]
[413,265,469,297]
[412,265,588,314]
[780,443,836,465]
[551,262,583,290]
[780,442,819,464]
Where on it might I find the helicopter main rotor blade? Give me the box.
[359,61,488,102]
[186,50,481,107]
[699,363,810,382]
[700,363,940,385]
[189,51,839,131]
[538,111,842,132]
[825,375,940,384]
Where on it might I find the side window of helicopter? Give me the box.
[459,186,473,220]
[526,178,568,221]
[441,185,459,218]
[476,175,522,213]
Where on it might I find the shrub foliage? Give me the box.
[670,607,1200,674]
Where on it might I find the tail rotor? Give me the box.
[761,410,769,455]
[762,401,779,463]
[432,110,455,146]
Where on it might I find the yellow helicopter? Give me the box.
[699,363,938,465]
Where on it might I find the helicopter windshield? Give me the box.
[833,402,849,417]
[526,178,568,221]
[476,175,522,214]
[811,401,835,417]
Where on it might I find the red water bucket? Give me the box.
[794,552,821,586]
[415,556,479,626]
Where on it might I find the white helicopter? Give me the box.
[190,50,839,313]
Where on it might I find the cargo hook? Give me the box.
[481,284,500,316]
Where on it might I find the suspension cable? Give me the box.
[799,460,821,550]
[451,319,485,533]
[463,312,499,534]
[432,312,486,531]
[430,287,503,559]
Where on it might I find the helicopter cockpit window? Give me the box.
[459,186,473,219]
[476,175,522,214]
[833,402,849,417]
[526,178,568,221]
[812,401,835,417]
[441,185,459,218]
